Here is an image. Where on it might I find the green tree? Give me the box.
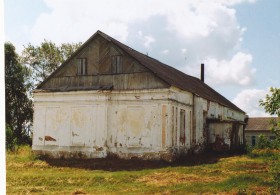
[260,87,280,117]
[5,42,33,149]
[21,40,82,88]
[260,87,280,139]
[259,87,280,192]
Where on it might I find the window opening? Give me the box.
[180,109,186,144]
[77,58,87,75]
[252,136,256,146]
[112,55,122,74]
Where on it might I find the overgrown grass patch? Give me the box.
[6,146,277,194]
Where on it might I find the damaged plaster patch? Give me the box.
[44,136,56,141]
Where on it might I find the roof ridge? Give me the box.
[38,30,244,113]
[98,31,209,81]
[97,31,244,113]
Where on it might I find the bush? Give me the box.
[256,134,272,149]
[250,149,279,158]
[6,125,18,151]
[270,154,280,191]
[7,145,38,162]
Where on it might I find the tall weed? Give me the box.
[7,145,38,162]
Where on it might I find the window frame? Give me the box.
[111,55,122,74]
[252,135,256,146]
[77,58,87,75]
[179,109,186,144]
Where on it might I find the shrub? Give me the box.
[256,134,272,149]
[270,154,280,191]
[251,149,279,157]
[6,125,18,152]
[7,145,38,161]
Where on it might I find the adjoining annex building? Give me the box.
[32,31,246,161]
[245,117,279,147]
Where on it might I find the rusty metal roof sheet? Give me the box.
[245,117,279,131]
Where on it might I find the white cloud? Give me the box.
[182,52,256,87]
[136,31,155,48]
[232,88,270,117]
[161,49,169,54]
[181,48,187,54]
[204,52,256,86]
[29,0,254,45]
[27,0,257,88]
[30,0,164,44]
[217,0,256,6]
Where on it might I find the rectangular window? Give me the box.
[252,136,256,146]
[77,58,87,75]
[112,55,122,74]
[180,109,186,144]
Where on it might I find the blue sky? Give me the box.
[236,1,280,87]
[4,0,280,116]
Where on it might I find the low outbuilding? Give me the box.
[245,117,279,147]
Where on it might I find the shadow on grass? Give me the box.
[42,152,243,172]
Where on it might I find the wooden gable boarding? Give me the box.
[38,33,169,91]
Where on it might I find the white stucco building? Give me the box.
[32,31,246,161]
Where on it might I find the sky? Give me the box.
[4,0,280,117]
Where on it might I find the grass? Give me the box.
[6,146,276,194]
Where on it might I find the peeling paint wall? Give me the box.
[32,91,108,158]
[33,87,245,161]
[33,32,246,161]
[208,123,232,146]
[191,94,245,151]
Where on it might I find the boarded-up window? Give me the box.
[112,55,122,74]
[180,109,186,144]
[77,58,87,75]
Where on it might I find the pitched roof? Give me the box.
[38,30,244,113]
[98,31,244,113]
[245,117,279,131]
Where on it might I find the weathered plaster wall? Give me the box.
[32,87,245,160]
[208,123,232,146]
[33,89,176,160]
[32,91,108,158]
